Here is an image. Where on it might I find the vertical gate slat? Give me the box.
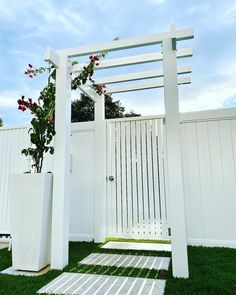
[136,120,143,235]
[115,123,123,234]
[157,119,168,238]
[131,121,138,235]
[151,120,161,232]
[125,122,133,235]
[121,122,128,234]
[141,120,149,235]
[107,123,116,235]
[146,120,155,235]
[106,123,112,235]
[111,124,117,234]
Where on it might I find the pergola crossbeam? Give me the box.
[73,48,192,72]
[78,83,98,102]
[59,28,193,57]
[95,66,191,84]
[106,76,191,94]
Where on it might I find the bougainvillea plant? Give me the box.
[19,52,107,173]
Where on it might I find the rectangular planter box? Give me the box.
[10,173,53,271]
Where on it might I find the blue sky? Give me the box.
[1,0,236,125]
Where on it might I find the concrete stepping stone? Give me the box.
[101,241,171,252]
[38,272,166,294]
[1,265,50,276]
[80,253,170,270]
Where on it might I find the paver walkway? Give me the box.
[101,241,171,252]
[38,242,170,294]
[38,272,166,295]
[80,253,170,270]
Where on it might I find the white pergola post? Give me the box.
[50,53,71,269]
[162,26,189,278]
[79,85,107,243]
[94,94,107,243]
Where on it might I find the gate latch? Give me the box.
[109,175,115,181]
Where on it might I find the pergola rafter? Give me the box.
[72,48,192,72]
[95,66,191,85]
[105,76,191,94]
[45,24,194,279]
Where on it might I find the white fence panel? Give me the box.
[0,123,95,241]
[69,122,94,241]
[181,109,236,248]
[0,126,30,233]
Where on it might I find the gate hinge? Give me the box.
[163,117,166,125]
[168,227,171,236]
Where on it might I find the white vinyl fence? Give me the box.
[1,108,236,248]
[0,126,30,233]
[181,109,236,248]
[0,122,95,242]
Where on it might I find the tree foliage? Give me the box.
[71,93,140,122]
[0,118,3,127]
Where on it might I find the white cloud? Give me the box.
[0,91,20,108]
[180,57,236,112]
[0,0,89,38]
[150,0,165,4]
[193,1,236,29]
[187,3,210,15]
[180,80,236,112]
[0,88,41,109]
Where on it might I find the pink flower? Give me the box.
[29,74,33,78]
[28,64,33,68]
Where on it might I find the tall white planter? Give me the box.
[10,173,53,271]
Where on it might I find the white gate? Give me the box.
[106,116,169,240]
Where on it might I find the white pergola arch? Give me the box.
[45,24,194,278]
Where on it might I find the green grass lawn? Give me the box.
[0,242,236,294]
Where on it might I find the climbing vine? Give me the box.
[18,52,107,172]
